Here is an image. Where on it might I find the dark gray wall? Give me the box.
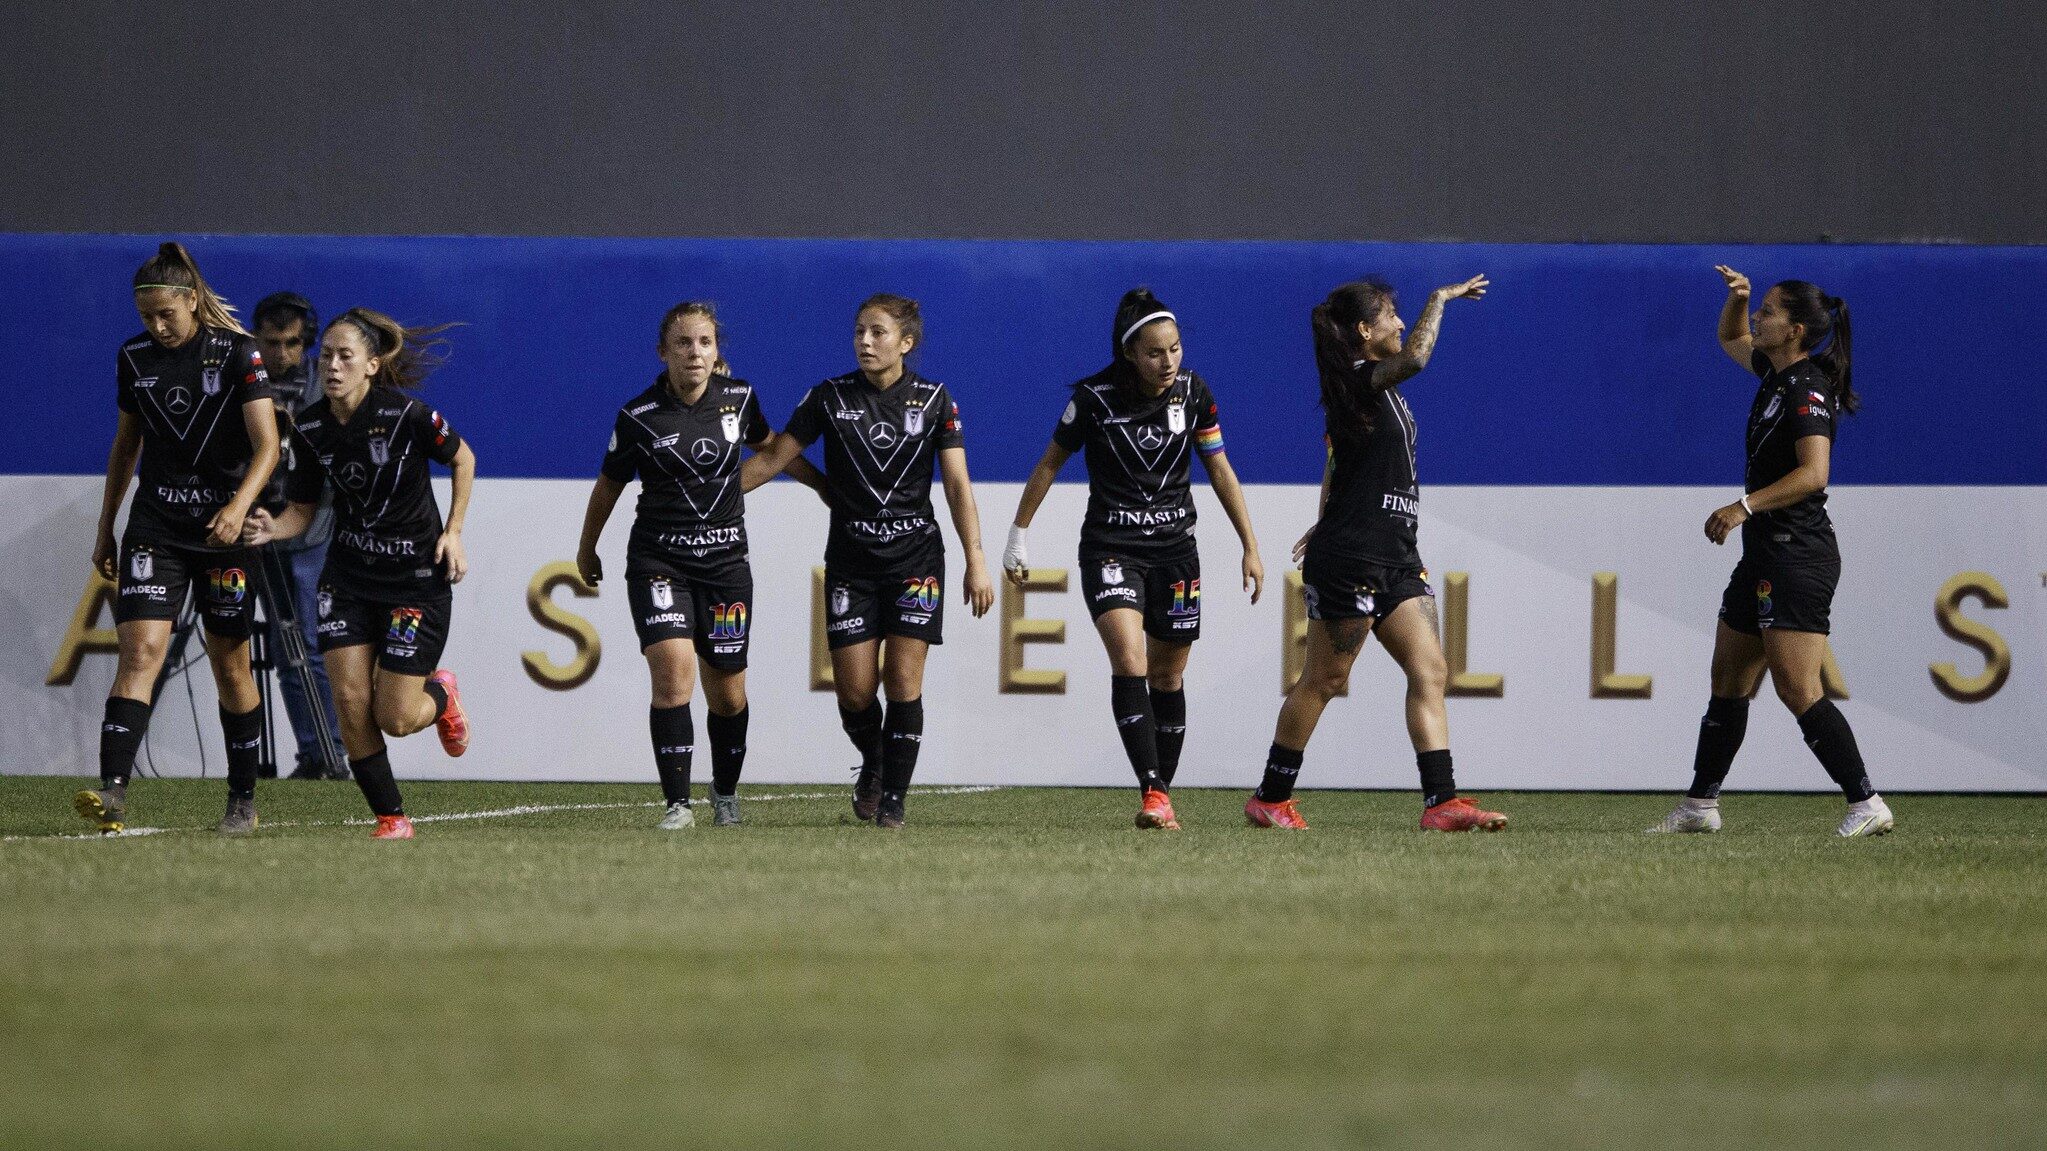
[4,1,2040,242]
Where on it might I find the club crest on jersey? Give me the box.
[317,589,333,619]
[721,410,742,443]
[129,549,153,581]
[650,579,675,610]
[370,436,394,466]
[831,586,851,617]
[202,366,222,396]
[905,406,925,436]
[1100,560,1124,586]
[1166,400,1186,434]
[1761,394,1782,420]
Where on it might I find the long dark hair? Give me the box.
[1311,279,1396,442]
[1096,287,1176,394]
[1772,280,1858,415]
[325,307,457,392]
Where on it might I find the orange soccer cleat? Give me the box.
[371,814,416,840]
[1420,795,1508,832]
[428,669,469,757]
[1135,788,1181,830]
[1244,795,1309,830]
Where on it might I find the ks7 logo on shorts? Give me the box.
[708,602,750,640]
[386,607,425,644]
[897,576,941,612]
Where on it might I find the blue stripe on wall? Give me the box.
[3,234,2041,484]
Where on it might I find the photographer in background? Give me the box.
[252,292,348,780]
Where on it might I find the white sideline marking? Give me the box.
[3,786,1003,841]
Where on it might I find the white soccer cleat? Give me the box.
[1836,796,1894,838]
[658,801,695,830]
[1646,799,1721,834]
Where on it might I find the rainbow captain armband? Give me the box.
[1194,425,1225,456]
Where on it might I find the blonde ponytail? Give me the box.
[132,242,245,335]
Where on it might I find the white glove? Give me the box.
[1002,523,1028,578]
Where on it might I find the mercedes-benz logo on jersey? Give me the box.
[164,386,192,414]
[868,422,898,449]
[338,462,369,489]
[1135,425,1166,450]
[130,549,153,581]
[368,436,390,466]
[691,438,721,464]
[905,406,925,436]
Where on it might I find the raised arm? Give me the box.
[937,446,994,617]
[1002,441,1074,584]
[1368,274,1489,391]
[1198,448,1264,603]
[93,413,144,580]
[436,441,476,583]
[1715,265,1755,367]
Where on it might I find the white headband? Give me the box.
[1119,310,1176,347]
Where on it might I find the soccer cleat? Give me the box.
[851,766,881,822]
[1135,788,1181,830]
[1420,795,1507,832]
[658,801,695,830]
[875,791,906,830]
[1245,795,1309,830]
[216,795,259,837]
[428,669,469,757]
[371,814,416,840]
[711,792,741,827]
[1837,796,1895,838]
[73,785,127,835]
[1646,800,1722,834]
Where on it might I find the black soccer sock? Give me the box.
[1796,698,1875,803]
[1150,686,1187,787]
[1257,743,1305,803]
[423,676,450,721]
[1687,695,1750,799]
[880,697,925,794]
[651,704,695,806]
[349,750,405,817]
[220,705,263,800]
[707,706,749,797]
[1111,675,1164,793]
[839,700,885,775]
[99,696,153,788]
[1418,749,1456,809]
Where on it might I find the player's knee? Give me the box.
[1301,669,1346,702]
[1406,655,1449,697]
[1774,680,1821,715]
[1146,670,1183,693]
[375,700,425,737]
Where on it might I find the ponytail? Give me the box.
[1313,280,1397,442]
[327,307,457,392]
[132,242,245,335]
[1101,287,1176,395]
[1773,280,1859,415]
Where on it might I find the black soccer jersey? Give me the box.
[285,387,465,592]
[1051,368,1224,562]
[1305,373,1422,569]
[115,326,273,548]
[600,373,772,574]
[1741,351,1839,566]
[783,370,964,574]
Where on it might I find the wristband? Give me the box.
[1739,495,1753,516]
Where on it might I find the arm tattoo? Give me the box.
[1329,618,1370,655]
[1369,293,1446,390]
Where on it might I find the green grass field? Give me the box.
[3,778,2043,1150]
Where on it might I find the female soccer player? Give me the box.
[575,302,824,830]
[76,242,281,836]
[741,294,995,829]
[1241,275,1509,832]
[1647,268,1892,837]
[245,308,476,839]
[1004,288,1264,830]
